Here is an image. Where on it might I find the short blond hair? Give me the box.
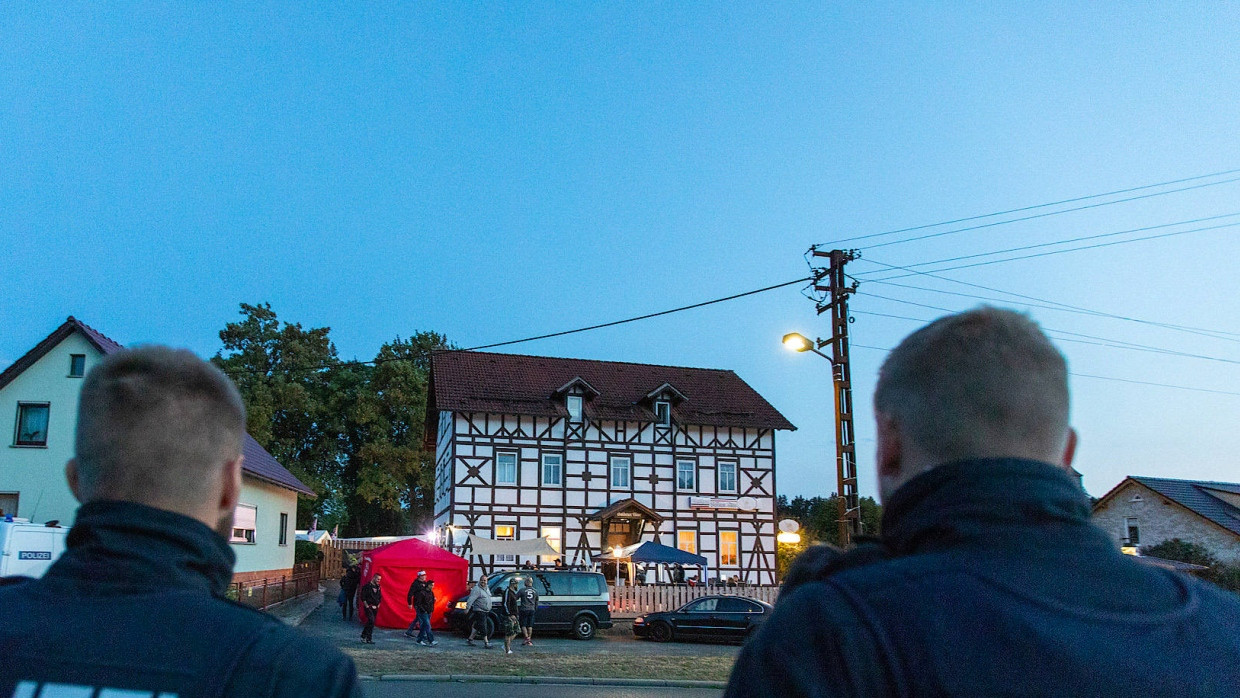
[874,306,1069,463]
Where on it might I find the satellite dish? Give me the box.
[736,497,758,511]
[778,518,800,533]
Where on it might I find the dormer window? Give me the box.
[654,400,671,427]
[567,395,583,423]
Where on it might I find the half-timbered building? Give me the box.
[425,351,794,585]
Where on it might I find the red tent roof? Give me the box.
[366,537,469,567]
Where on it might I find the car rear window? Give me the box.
[569,573,603,596]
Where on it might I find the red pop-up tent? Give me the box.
[357,538,468,629]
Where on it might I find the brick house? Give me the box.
[1092,476,1240,564]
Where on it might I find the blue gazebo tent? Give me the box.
[613,541,708,585]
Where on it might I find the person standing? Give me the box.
[413,579,438,646]
[517,576,539,647]
[340,564,360,621]
[359,574,383,644]
[404,570,429,639]
[465,575,493,648]
[501,578,521,655]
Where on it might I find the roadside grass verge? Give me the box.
[343,648,735,682]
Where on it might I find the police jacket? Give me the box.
[0,501,360,698]
[727,459,1240,697]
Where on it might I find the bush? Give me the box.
[1204,564,1240,593]
[1141,539,1218,567]
[295,540,324,563]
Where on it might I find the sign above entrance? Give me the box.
[689,496,758,511]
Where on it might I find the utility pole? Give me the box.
[809,247,861,546]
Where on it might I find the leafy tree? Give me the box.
[775,493,883,580]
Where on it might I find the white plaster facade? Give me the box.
[1092,479,1240,564]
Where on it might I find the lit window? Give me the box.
[14,403,50,447]
[610,456,631,488]
[1125,518,1140,545]
[677,460,696,490]
[677,530,697,555]
[718,461,738,493]
[720,531,738,566]
[567,395,583,422]
[69,354,86,377]
[279,512,289,546]
[231,503,257,544]
[496,452,518,484]
[495,524,516,563]
[654,401,671,426]
[541,526,562,564]
[542,453,563,486]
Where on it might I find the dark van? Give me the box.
[446,570,612,640]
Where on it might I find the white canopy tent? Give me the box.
[465,534,561,558]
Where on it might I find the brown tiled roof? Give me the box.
[428,350,795,431]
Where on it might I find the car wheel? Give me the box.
[571,615,597,640]
[649,621,673,643]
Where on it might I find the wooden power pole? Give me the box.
[810,247,861,546]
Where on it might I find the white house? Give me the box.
[1093,475,1240,564]
[0,317,315,583]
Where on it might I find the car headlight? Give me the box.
[455,601,467,610]
[633,616,645,625]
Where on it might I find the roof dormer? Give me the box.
[642,382,687,427]
[553,376,600,423]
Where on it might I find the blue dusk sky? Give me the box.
[3,4,1239,500]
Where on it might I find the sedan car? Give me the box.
[633,595,773,643]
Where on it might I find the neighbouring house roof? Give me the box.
[428,350,795,431]
[0,316,315,497]
[1095,476,1240,538]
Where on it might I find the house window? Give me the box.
[231,503,257,544]
[719,531,738,566]
[69,354,86,377]
[718,461,738,493]
[0,492,18,518]
[654,400,671,427]
[677,460,696,490]
[541,525,562,563]
[610,456,631,489]
[677,530,697,555]
[567,395,583,422]
[496,452,518,485]
[14,403,50,447]
[495,524,516,563]
[279,513,289,546]
[542,453,563,486]
[1125,518,1140,545]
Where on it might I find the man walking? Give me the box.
[359,573,383,644]
[517,575,539,646]
[404,570,429,639]
[413,578,438,646]
[465,575,493,648]
[501,578,521,655]
[0,346,359,697]
[727,307,1240,697]
[340,563,360,621]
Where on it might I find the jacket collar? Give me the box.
[47,500,235,596]
[880,458,1095,556]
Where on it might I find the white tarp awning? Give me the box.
[467,534,560,557]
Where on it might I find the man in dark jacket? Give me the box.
[340,563,360,621]
[728,307,1240,697]
[359,573,383,644]
[0,346,360,698]
[413,579,438,646]
[404,569,429,638]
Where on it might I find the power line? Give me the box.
[819,166,1240,246]
[821,170,1240,249]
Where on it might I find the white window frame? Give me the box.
[231,503,257,544]
[495,524,516,563]
[676,459,696,491]
[719,530,739,566]
[542,453,563,486]
[495,451,518,485]
[278,512,289,546]
[654,400,671,427]
[541,525,562,563]
[1125,517,1140,545]
[677,530,697,555]
[610,455,631,489]
[566,395,583,423]
[718,460,738,494]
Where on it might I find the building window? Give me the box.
[69,354,86,377]
[677,530,697,555]
[541,525,562,563]
[677,460,696,490]
[1125,518,1140,545]
[496,452,518,485]
[495,524,516,563]
[610,456,631,489]
[279,513,289,546]
[718,461,738,494]
[567,395,583,423]
[14,403,50,447]
[0,492,18,518]
[720,531,738,566]
[542,453,563,486]
[231,503,257,544]
[654,400,671,427]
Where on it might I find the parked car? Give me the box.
[445,570,613,640]
[633,595,773,643]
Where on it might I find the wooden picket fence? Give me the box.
[607,584,781,618]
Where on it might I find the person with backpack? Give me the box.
[517,575,539,647]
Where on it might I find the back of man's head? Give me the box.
[73,346,246,523]
[874,307,1070,492]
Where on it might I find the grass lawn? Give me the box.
[344,648,736,682]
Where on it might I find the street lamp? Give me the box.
[782,332,832,362]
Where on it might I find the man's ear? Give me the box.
[66,459,83,503]
[1060,428,1078,471]
[219,454,243,517]
[875,413,903,480]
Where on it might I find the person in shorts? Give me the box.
[501,578,521,655]
[517,575,539,646]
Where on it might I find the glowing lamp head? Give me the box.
[776,531,802,544]
[782,333,812,353]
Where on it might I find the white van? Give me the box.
[0,519,70,578]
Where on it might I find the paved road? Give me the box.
[361,680,722,698]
